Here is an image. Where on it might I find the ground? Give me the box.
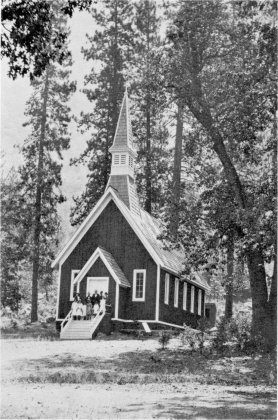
[1,326,276,419]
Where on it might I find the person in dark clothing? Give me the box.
[91,290,100,308]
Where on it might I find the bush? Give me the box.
[212,313,252,353]
[158,331,171,350]
[196,318,210,354]
[229,312,251,351]
[212,316,232,352]
[181,324,198,353]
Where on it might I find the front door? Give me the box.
[86,277,109,296]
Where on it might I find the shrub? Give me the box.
[212,316,232,353]
[181,324,198,353]
[196,318,210,354]
[158,331,171,350]
[229,312,251,351]
[212,313,252,353]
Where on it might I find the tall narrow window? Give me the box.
[120,154,126,165]
[114,154,120,165]
[129,156,133,167]
[198,289,202,315]
[190,285,195,313]
[164,273,170,304]
[70,270,80,301]
[183,282,188,311]
[132,270,146,301]
[174,278,179,308]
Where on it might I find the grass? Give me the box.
[1,322,59,340]
[4,344,276,387]
[2,336,276,420]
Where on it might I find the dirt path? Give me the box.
[2,382,275,419]
[1,338,276,419]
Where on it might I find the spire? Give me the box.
[106,90,141,217]
[109,89,136,156]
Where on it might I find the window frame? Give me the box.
[174,278,179,308]
[164,273,170,305]
[183,282,188,311]
[198,289,202,315]
[70,270,80,301]
[132,269,146,302]
[190,285,195,313]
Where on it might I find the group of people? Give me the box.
[71,290,110,320]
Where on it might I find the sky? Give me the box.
[1,11,96,233]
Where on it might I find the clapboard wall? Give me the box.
[58,200,157,320]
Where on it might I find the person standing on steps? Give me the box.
[86,296,93,320]
[71,295,78,320]
[75,296,84,320]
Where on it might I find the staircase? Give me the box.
[60,309,105,340]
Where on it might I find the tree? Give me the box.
[70,0,134,225]
[169,101,184,237]
[19,5,76,321]
[0,168,30,311]
[1,0,93,79]
[128,0,171,215]
[165,0,277,345]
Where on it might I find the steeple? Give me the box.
[106,89,141,217]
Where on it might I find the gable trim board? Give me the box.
[53,186,208,291]
[52,188,163,271]
[73,246,130,290]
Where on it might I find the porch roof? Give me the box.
[73,246,131,289]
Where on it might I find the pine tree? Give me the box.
[70,0,135,225]
[130,0,171,215]
[0,168,30,311]
[20,5,76,322]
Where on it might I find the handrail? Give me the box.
[60,309,72,333]
[90,306,105,335]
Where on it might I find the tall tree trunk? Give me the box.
[187,97,274,343]
[145,92,152,213]
[225,230,234,320]
[268,108,277,344]
[144,1,152,214]
[31,69,49,323]
[169,101,183,238]
[246,248,273,343]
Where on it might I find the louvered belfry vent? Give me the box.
[106,89,141,217]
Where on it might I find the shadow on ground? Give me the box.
[119,392,277,420]
[3,347,276,388]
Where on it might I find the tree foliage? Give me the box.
[70,0,135,225]
[163,0,276,343]
[1,0,95,79]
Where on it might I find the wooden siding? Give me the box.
[159,269,204,328]
[58,200,157,319]
[78,258,116,318]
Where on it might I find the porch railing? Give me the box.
[60,309,73,334]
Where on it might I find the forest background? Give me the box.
[1,0,276,349]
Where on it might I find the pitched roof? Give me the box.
[98,247,130,288]
[108,176,141,217]
[109,89,135,154]
[73,246,130,288]
[112,189,209,291]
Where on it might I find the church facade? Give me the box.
[52,91,209,336]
